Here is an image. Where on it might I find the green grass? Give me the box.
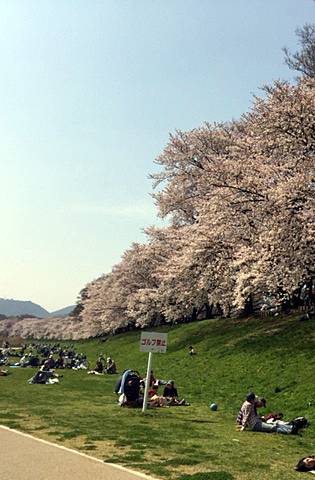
[1,310,315,479]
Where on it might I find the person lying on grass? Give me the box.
[296,456,315,471]
[239,392,299,434]
[88,369,103,375]
[0,351,8,365]
[29,360,61,384]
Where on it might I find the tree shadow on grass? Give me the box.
[179,418,217,424]
[176,472,235,480]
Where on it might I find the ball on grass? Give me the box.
[210,402,217,411]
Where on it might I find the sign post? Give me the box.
[140,332,167,414]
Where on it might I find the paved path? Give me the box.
[0,425,157,480]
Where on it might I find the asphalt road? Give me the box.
[0,425,157,480]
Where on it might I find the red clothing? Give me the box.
[148,389,157,398]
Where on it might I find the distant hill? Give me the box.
[50,305,75,317]
[0,298,74,318]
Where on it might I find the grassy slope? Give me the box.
[1,311,315,479]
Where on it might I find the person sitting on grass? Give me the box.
[147,382,174,407]
[237,396,266,424]
[55,354,64,369]
[296,456,315,471]
[20,354,30,367]
[163,380,178,401]
[189,346,196,355]
[47,355,55,369]
[163,380,190,406]
[148,370,156,386]
[106,357,116,374]
[95,359,104,373]
[148,382,159,398]
[239,392,298,434]
[29,361,61,384]
[148,382,166,406]
[300,305,315,321]
[28,355,40,368]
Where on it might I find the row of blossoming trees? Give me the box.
[68,72,315,338]
[3,26,315,340]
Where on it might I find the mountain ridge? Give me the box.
[0,298,74,318]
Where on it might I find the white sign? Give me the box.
[140,332,168,353]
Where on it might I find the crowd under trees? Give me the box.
[2,20,315,340]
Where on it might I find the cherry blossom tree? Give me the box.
[7,26,315,340]
[233,77,315,310]
[283,22,315,78]
[149,76,315,314]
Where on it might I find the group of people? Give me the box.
[4,343,91,370]
[3,337,314,472]
[237,391,314,472]
[237,392,307,435]
[115,368,190,408]
[89,356,117,374]
[7,352,80,369]
[26,351,117,383]
[147,379,190,407]
[145,371,190,406]
[1,342,96,385]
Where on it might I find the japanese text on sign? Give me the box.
[140,332,168,353]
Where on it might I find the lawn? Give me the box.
[1,311,315,479]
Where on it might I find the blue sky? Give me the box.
[0,0,314,312]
